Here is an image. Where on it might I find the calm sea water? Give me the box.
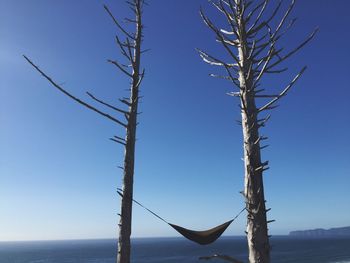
[0,236,349,263]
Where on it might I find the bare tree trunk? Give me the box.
[117,93,137,263]
[235,11,270,263]
[240,94,270,262]
[24,1,146,263]
[117,88,138,263]
[198,0,316,262]
[117,1,143,262]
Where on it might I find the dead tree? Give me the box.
[24,1,146,263]
[198,0,316,262]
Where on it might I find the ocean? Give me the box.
[0,236,349,263]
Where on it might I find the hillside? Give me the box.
[289,226,350,237]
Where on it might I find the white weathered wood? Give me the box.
[24,2,146,263]
[116,1,144,263]
[199,1,315,261]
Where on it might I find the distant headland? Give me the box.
[289,226,350,237]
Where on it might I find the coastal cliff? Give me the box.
[289,226,350,237]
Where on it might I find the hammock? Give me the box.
[117,190,245,245]
[168,220,233,245]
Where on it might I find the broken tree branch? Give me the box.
[200,8,241,67]
[258,66,306,112]
[266,28,318,70]
[108,59,133,77]
[86,92,129,115]
[110,137,126,145]
[23,55,127,127]
[104,5,136,40]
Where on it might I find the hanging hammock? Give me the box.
[117,190,245,245]
[168,220,234,245]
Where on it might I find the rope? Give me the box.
[232,207,246,221]
[117,189,245,225]
[132,197,169,224]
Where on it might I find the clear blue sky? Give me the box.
[1,0,349,241]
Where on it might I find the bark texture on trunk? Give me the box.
[198,1,315,262]
[236,14,270,263]
[117,1,143,263]
[241,96,270,263]
[24,1,146,263]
